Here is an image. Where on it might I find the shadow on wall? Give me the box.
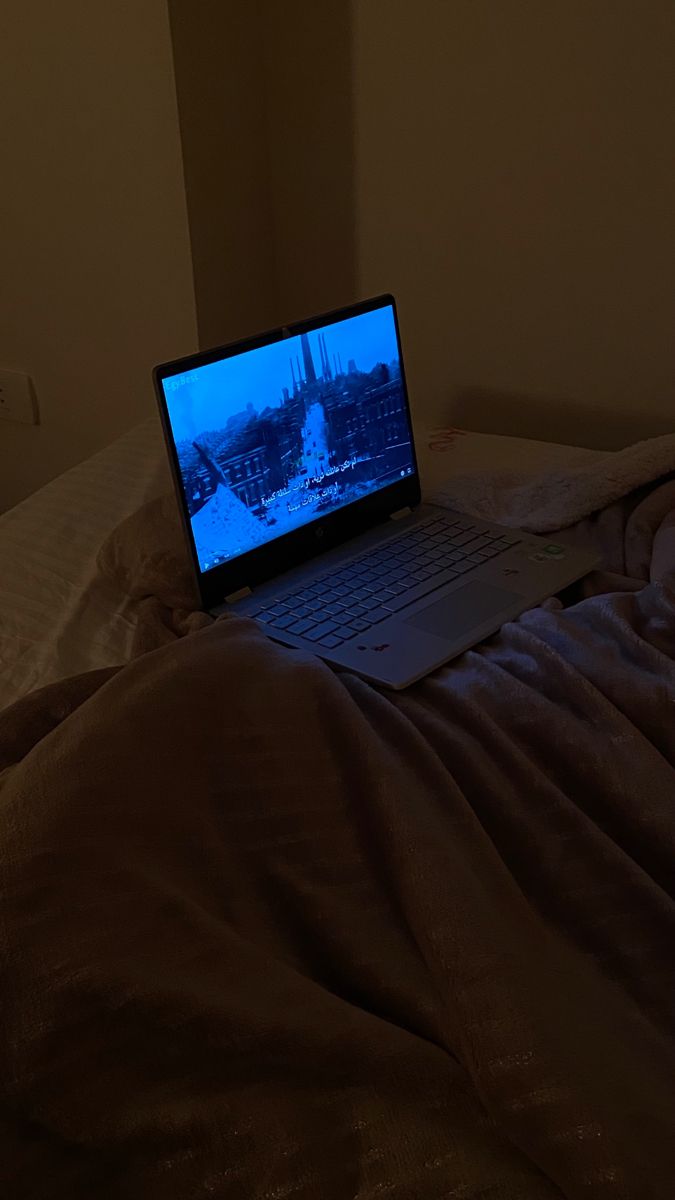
[449,387,674,451]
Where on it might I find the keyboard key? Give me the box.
[464,535,491,553]
[304,620,340,642]
[271,613,299,629]
[381,568,460,613]
[349,618,371,632]
[360,596,383,611]
[333,611,356,626]
[323,602,346,615]
[368,607,392,623]
[339,625,360,640]
[318,634,344,649]
[287,617,318,635]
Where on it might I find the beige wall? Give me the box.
[169,0,356,348]
[0,1,197,511]
[169,0,277,349]
[12,0,666,508]
[261,0,357,325]
[354,0,675,448]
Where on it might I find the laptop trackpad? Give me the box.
[406,580,520,640]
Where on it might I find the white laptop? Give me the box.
[154,294,598,688]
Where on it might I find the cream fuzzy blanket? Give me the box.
[432,431,675,532]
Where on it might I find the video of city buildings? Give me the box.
[163,306,415,573]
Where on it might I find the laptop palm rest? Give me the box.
[405,580,521,640]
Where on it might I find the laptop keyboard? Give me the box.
[246,515,520,650]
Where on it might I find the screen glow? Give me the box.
[163,305,415,573]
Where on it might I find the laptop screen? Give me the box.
[161,301,415,575]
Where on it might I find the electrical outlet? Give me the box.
[0,368,39,425]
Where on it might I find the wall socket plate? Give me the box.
[0,368,40,425]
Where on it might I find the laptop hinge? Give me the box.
[390,506,413,521]
[225,585,252,604]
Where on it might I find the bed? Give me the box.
[0,416,596,711]
[1,419,674,1199]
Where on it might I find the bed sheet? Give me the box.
[0,419,167,709]
[0,419,591,710]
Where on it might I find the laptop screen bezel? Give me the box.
[153,293,421,609]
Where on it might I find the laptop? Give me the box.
[154,294,598,689]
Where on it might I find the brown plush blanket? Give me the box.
[2,481,675,1198]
